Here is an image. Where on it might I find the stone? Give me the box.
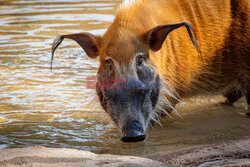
[0,146,166,167]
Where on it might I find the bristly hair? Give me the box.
[153,75,182,126]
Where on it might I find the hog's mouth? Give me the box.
[121,135,146,142]
[121,120,146,142]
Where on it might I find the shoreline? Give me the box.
[0,138,249,167]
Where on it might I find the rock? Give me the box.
[0,146,166,167]
[150,138,250,167]
[0,138,249,167]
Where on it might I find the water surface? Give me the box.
[0,0,249,156]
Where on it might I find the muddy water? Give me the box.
[0,0,249,156]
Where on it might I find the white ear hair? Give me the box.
[120,0,141,8]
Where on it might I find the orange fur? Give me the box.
[99,0,250,107]
[51,0,250,139]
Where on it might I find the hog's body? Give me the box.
[116,0,250,109]
[52,0,250,142]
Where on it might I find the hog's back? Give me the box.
[150,0,250,96]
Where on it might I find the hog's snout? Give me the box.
[121,120,146,142]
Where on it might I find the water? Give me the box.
[0,0,249,156]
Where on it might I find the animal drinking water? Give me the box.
[51,0,250,142]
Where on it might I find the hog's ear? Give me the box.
[51,32,102,62]
[143,22,200,53]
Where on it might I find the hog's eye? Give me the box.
[137,56,144,66]
[137,53,149,66]
[104,58,114,71]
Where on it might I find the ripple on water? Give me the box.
[0,0,119,152]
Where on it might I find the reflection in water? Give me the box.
[0,0,249,156]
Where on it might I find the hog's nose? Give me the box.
[121,120,146,142]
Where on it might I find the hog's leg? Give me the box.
[223,84,242,106]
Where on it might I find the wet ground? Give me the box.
[0,0,249,156]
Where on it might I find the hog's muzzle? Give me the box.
[121,120,146,142]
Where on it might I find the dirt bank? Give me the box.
[150,138,250,167]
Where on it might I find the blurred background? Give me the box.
[0,0,249,156]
